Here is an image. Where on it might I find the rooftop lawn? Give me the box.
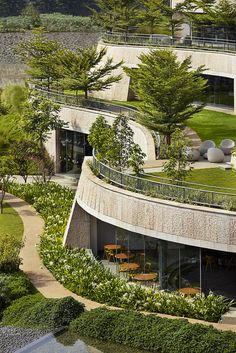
[148,168,236,193]
[186,110,236,146]
[0,203,24,241]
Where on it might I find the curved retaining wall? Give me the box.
[94,42,236,114]
[72,159,236,253]
[45,105,156,165]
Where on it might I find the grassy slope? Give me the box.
[0,203,24,241]
[187,110,236,146]
[149,168,236,192]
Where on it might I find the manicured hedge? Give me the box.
[2,294,84,329]
[70,308,236,353]
[0,271,35,315]
[6,181,233,323]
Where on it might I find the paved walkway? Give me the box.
[5,193,236,332]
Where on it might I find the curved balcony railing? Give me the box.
[35,86,137,119]
[92,154,236,211]
[102,32,236,53]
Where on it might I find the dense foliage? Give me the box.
[71,307,236,353]
[0,271,35,315]
[0,14,100,32]
[2,294,84,329]
[0,233,22,271]
[0,0,96,17]
[6,181,233,322]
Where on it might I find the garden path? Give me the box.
[5,193,236,332]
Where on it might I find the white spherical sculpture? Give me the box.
[199,140,215,156]
[186,148,200,161]
[220,139,235,155]
[207,147,224,163]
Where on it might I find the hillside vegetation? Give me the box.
[0,0,96,17]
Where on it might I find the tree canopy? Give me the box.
[124,49,207,144]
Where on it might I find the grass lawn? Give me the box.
[187,109,236,146]
[0,203,24,241]
[148,168,236,193]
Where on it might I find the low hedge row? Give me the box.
[6,181,233,323]
[2,294,84,330]
[0,271,35,315]
[70,307,236,353]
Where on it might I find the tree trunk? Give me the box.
[84,89,88,99]
[165,134,171,145]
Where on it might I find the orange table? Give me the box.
[119,262,140,271]
[178,287,200,295]
[104,244,122,251]
[133,273,158,282]
[115,253,134,261]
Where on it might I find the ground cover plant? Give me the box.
[1,294,84,330]
[0,203,23,240]
[70,307,236,353]
[0,271,36,316]
[6,181,233,323]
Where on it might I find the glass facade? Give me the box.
[193,23,236,42]
[58,129,92,173]
[97,220,236,298]
[203,74,234,108]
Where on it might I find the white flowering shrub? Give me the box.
[6,182,234,322]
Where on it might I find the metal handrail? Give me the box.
[34,86,137,119]
[92,154,236,210]
[102,32,236,53]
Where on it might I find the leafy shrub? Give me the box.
[2,294,84,329]
[0,234,23,272]
[0,278,11,314]
[6,181,232,322]
[70,308,236,353]
[0,271,35,300]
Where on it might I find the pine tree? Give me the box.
[124,49,207,144]
[60,46,123,99]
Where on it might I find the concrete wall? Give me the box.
[66,158,236,253]
[93,42,236,114]
[45,105,156,168]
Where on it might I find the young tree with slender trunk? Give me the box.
[60,46,123,99]
[124,49,207,145]
[163,129,193,181]
[18,28,63,90]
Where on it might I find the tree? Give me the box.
[60,46,123,99]
[1,85,28,113]
[21,1,41,29]
[0,156,16,214]
[159,0,189,38]
[137,0,163,34]
[18,28,63,90]
[88,115,112,160]
[91,0,139,33]
[163,129,193,181]
[89,114,146,174]
[22,93,67,150]
[124,49,207,144]
[9,140,38,183]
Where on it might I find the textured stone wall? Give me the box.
[0,32,100,87]
[74,159,236,253]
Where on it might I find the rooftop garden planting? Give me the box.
[5,181,234,323]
